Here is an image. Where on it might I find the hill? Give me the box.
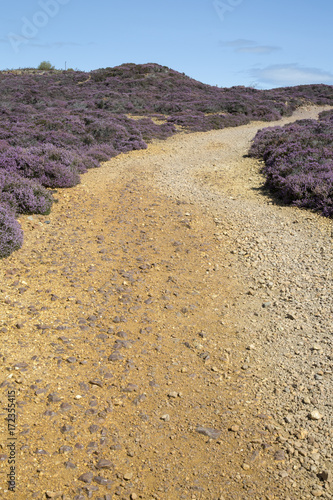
[0,63,333,257]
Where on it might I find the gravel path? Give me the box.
[106,104,333,499]
[0,105,331,499]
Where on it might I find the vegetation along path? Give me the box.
[0,105,332,499]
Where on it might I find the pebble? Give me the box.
[45,492,62,499]
[93,476,112,485]
[47,393,62,403]
[229,425,240,432]
[78,472,94,484]
[318,470,332,483]
[168,391,178,398]
[273,450,286,461]
[60,425,73,433]
[96,459,114,470]
[124,472,133,481]
[311,488,324,497]
[196,426,221,440]
[89,380,103,388]
[262,302,271,308]
[66,357,77,363]
[309,410,323,420]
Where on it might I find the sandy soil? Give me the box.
[0,105,332,500]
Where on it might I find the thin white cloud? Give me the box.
[250,64,333,86]
[220,39,281,55]
[219,39,256,48]
[237,45,280,54]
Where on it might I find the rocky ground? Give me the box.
[0,106,332,499]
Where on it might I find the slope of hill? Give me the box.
[0,63,333,257]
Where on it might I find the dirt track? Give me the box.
[0,106,332,499]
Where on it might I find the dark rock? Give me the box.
[116,331,127,338]
[60,402,71,411]
[133,394,146,405]
[13,361,28,370]
[93,476,113,485]
[273,450,286,461]
[59,445,73,453]
[78,472,94,483]
[87,441,98,449]
[58,336,70,343]
[195,426,221,439]
[66,357,77,363]
[65,461,77,469]
[44,410,57,417]
[79,382,90,391]
[110,444,122,451]
[35,388,47,395]
[122,384,138,393]
[36,324,50,330]
[96,459,114,470]
[89,380,103,388]
[88,425,99,433]
[318,470,332,483]
[96,334,108,340]
[108,353,124,362]
[86,409,98,415]
[60,425,73,433]
[199,352,210,361]
[47,393,62,403]
[87,315,97,322]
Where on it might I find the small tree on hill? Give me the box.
[37,61,55,70]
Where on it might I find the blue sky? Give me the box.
[0,0,332,89]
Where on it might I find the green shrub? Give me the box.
[37,61,55,71]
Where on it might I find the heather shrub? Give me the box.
[318,109,333,123]
[0,204,23,258]
[126,117,176,141]
[0,171,53,214]
[167,112,249,132]
[85,144,117,162]
[0,140,10,152]
[249,114,333,217]
[78,153,100,170]
[0,145,81,188]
